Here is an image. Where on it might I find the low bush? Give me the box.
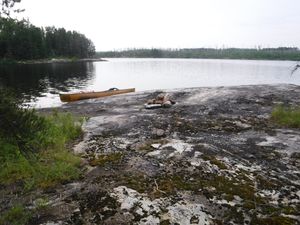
[0,89,47,157]
[0,89,83,190]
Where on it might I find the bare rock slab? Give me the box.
[36,84,300,224]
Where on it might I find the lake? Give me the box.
[0,58,299,108]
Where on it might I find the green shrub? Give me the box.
[0,90,83,189]
[0,111,83,189]
[271,105,300,128]
[0,89,47,157]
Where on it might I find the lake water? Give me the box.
[0,58,300,108]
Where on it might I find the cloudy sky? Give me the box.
[18,0,300,51]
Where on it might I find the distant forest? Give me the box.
[97,48,300,61]
[0,18,96,60]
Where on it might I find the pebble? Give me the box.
[152,128,165,137]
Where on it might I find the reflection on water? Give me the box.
[92,58,300,91]
[0,58,299,108]
[0,62,95,107]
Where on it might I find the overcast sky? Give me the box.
[18,0,300,51]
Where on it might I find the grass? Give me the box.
[0,93,83,224]
[0,112,83,190]
[0,205,32,225]
[89,152,123,166]
[271,105,300,128]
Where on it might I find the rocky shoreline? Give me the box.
[4,84,300,224]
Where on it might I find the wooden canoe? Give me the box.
[59,88,135,102]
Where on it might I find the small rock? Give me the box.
[154,100,164,104]
[163,100,172,108]
[145,93,176,109]
[157,93,165,101]
[190,215,199,224]
[151,143,161,149]
[147,99,155,104]
[40,222,63,225]
[152,128,165,137]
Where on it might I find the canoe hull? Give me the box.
[59,88,135,102]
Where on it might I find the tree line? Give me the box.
[97,47,300,61]
[0,18,96,60]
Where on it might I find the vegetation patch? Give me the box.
[201,155,228,169]
[256,175,281,190]
[137,139,169,152]
[77,191,119,223]
[120,174,152,194]
[250,215,297,225]
[271,105,300,128]
[150,172,254,200]
[89,152,123,166]
[0,91,83,190]
[0,204,32,225]
[0,112,82,189]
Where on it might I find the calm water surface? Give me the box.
[0,58,299,108]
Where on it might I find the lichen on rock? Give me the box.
[6,84,300,225]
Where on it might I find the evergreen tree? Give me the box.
[0,18,96,60]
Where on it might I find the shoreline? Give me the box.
[18,58,107,65]
[96,47,300,62]
[99,56,300,62]
[4,84,300,224]
[0,58,107,65]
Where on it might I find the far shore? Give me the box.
[16,58,107,65]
